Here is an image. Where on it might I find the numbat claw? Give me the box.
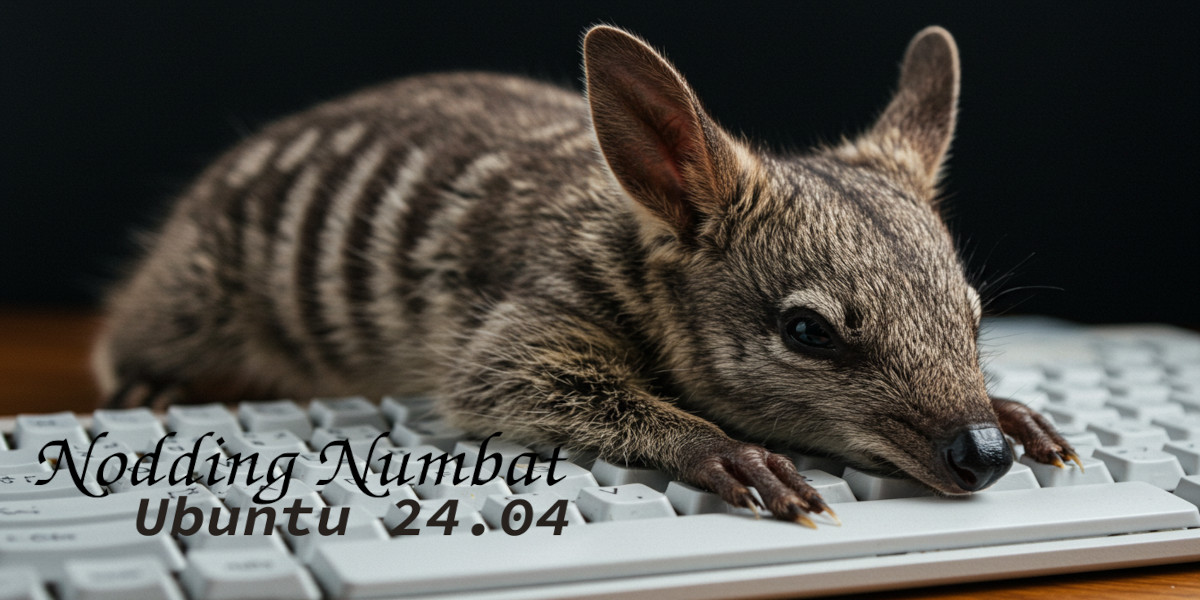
[681,439,832,526]
[991,396,1081,471]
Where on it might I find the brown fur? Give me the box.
[94,26,1074,519]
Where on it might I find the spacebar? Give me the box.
[311,482,1200,599]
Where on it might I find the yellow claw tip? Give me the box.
[824,508,842,527]
[1068,453,1085,472]
[794,514,818,529]
[1051,457,1066,469]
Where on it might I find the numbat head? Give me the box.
[98,25,1071,519]
[583,26,1006,492]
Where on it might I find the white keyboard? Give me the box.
[2,318,1199,600]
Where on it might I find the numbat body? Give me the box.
[94,26,1077,523]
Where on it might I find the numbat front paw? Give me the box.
[681,440,839,527]
[992,397,1084,470]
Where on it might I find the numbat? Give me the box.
[94,25,1078,524]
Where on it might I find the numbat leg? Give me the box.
[440,303,835,526]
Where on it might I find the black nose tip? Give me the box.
[937,426,1013,492]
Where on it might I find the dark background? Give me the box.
[2,2,1197,325]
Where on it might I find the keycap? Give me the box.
[590,458,673,491]
[1175,475,1200,507]
[1105,398,1185,423]
[1053,426,1102,456]
[192,455,275,498]
[0,566,49,600]
[1042,405,1121,427]
[1043,363,1106,385]
[382,498,487,536]
[379,396,436,425]
[575,483,676,521]
[108,460,187,494]
[281,506,389,563]
[321,475,417,518]
[308,483,1200,599]
[506,459,598,499]
[796,469,857,503]
[60,557,184,600]
[411,465,511,510]
[388,421,465,452]
[237,400,312,440]
[90,408,168,450]
[982,461,1040,491]
[1163,441,1200,475]
[480,491,586,530]
[1086,420,1170,448]
[0,521,185,583]
[225,478,325,511]
[14,412,89,450]
[180,549,320,600]
[289,452,367,490]
[1153,415,1200,441]
[1171,390,1200,413]
[309,397,387,430]
[787,452,847,476]
[842,467,933,501]
[453,436,536,466]
[1094,446,1186,490]
[0,484,219,529]
[0,471,101,501]
[1108,383,1174,405]
[1020,454,1114,487]
[223,430,308,465]
[1041,384,1109,407]
[367,445,445,478]
[311,426,392,459]
[166,404,241,442]
[0,448,51,474]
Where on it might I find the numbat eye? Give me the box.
[781,314,838,355]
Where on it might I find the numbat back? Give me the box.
[95,26,1077,523]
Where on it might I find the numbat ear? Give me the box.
[839,26,960,198]
[584,25,751,241]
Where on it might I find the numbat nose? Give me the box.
[937,426,1013,492]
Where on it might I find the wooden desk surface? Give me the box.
[1,307,1196,599]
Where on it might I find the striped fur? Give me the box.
[94,26,1074,518]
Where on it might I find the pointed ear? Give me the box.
[839,26,960,197]
[584,25,750,240]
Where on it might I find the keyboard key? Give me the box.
[576,483,675,521]
[166,404,242,442]
[1171,390,1200,413]
[1175,475,1200,507]
[321,475,417,518]
[982,461,1040,491]
[289,452,367,490]
[60,557,184,600]
[590,458,672,491]
[1108,383,1174,404]
[223,430,308,465]
[237,400,312,440]
[1152,415,1200,441]
[90,408,167,450]
[1042,405,1121,427]
[308,483,1200,599]
[412,466,511,510]
[382,498,487,536]
[1019,454,1114,487]
[180,549,320,600]
[311,426,392,459]
[282,507,389,563]
[379,396,437,425]
[0,484,219,529]
[226,478,325,511]
[842,467,934,500]
[0,471,101,501]
[1105,398,1185,423]
[787,452,847,476]
[388,422,465,452]
[0,521,185,583]
[1086,420,1170,448]
[14,412,89,450]
[1163,441,1200,475]
[1094,446,1187,490]
[453,436,536,467]
[506,457,598,499]
[1043,363,1106,386]
[0,448,51,474]
[480,491,586,530]
[1041,384,1109,407]
[797,469,857,503]
[0,566,49,600]
[309,397,387,430]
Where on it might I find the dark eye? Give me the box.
[781,313,838,355]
